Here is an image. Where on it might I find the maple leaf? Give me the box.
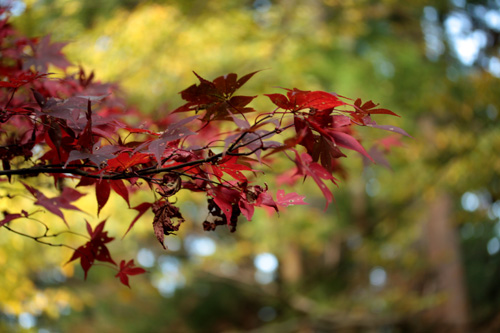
[24,35,72,72]
[275,189,307,207]
[224,130,280,161]
[328,130,374,162]
[173,71,259,121]
[208,185,240,226]
[76,178,130,216]
[75,99,94,151]
[238,185,278,221]
[115,259,146,288]
[353,98,400,117]
[203,197,241,232]
[302,91,345,110]
[67,220,116,279]
[122,126,160,136]
[265,89,344,112]
[0,71,48,88]
[293,116,315,152]
[64,145,119,169]
[275,169,302,187]
[0,210,29,227]
[146,116,198,164]
[96,180,111,216]
[22,183,86,227]
[366,135,405,170]
[210,155,253,183]
[152,200,185,249]
[363,116,412,137]
[123,202,153,238]
[303,111,374,162]
[41,123,76,165]
[377,135,405,151]
[293,151,338,210]
[212,71,260,96]
[312,135,346,174]
[105,151,152,173]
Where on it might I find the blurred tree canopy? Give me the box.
[1,0,500,332]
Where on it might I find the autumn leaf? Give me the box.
[22,183,86,227]
[96,180,111,216]
[363,116,412,137]
[265,93,293,110]
[203,197,241,232]
[293,151,338,210]
[24,34,72,72]
[213,70,261,96]
[173,71,259,121]
[0,210,29,227]
[67,220,116,279]
[353,98,400,117]
[209,185,240,226]
[123,202,153,238]
[115,259,146,288]
[0,71,48,88]
[152,200,185,249]
[105,151,152,172]
[377,135,405,151]
[76,178,130,216]
[328,130,374,162]
[265,89,344,112]
[238,185,278,221]
[146,116,197,164]
[109,179,130,207]
[275,189,307,207]
[211,155,253,183]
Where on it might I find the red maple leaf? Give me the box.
[212,71,260,96]
[0,71,48,88]
[122,202,153,238]
[173,71,259,121]
[76,178,130,216]
[24,35,72,72]
[104,151,152,172]
[22,183,86,227]
[67,220,116,279]
[363,116,412,137]
[377,135,404,151]
[275,189,307,207]
[0,210,29,227]
[95,180,111,216]
[209,185,240,226]
[210,155,253,183]
[328,130,373,162]
[238,185,278,221]
[265,89,344,112]
[115,259,146,288]
[293,151,338,209]
[353,98,400,117]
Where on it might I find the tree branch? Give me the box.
[0,124,293,181]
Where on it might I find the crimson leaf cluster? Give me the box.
[0,11,408,287]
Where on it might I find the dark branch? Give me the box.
[0,124,293,181]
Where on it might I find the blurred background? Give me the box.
[1,0,500,332]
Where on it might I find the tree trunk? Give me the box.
[423,192,469,332]
[281,241,303,284]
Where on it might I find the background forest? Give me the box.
[1,0,500,332]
